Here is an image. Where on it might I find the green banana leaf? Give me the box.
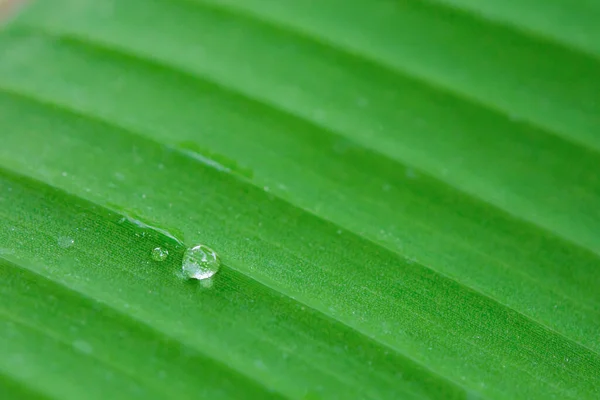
[1,0,599,399]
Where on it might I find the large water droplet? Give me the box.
[182,244,220,280]
[151,247,169,262]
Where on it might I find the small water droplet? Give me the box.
[182,244,220,280]
[57,236,74,248]
[151,247,169,262]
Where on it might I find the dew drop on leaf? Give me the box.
[151,247,169,262]
[182,244,220,280]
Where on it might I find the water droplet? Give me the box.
[57,236,74,248]
[151,247,169,262]
[182,244,220,280]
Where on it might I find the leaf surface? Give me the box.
[1,1,599,399]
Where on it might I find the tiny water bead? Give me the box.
[182,244,220,280]
[151,247,169,262]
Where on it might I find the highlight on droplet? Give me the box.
[182,244,220,280]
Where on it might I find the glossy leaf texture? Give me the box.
[1,0,599,399]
